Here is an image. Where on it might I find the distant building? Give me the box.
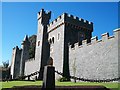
[10,9,120,81]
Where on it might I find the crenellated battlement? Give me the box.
[48,13,93,27]
[66,13,93,25]
[37,9,51,20]
[65,13,93,32]
[13,46,22,51]
[48,13,93,33]
[48,13,65,31]
[91,36,98,43]
[13,46,18,50]
[69,28,120,50]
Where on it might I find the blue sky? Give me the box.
[1,2,118,65]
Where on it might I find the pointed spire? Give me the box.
[23,35,29,41]
[21,35,30,47]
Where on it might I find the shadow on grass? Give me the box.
[2,85,112,90]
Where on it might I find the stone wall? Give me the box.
[24,58,39,80]
[48,13,65,80]
[69,29,120,80]
[48,12,94,80]
[10,47,16,79]
[10,8,120,81]
[10,46,22,79]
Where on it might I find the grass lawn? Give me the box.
[0,81,120,90]
[1,81,42,89]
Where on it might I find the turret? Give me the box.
[35,9,51,80]
[10,46,22,79]
[37,9,51,25]
[20,35,30,76]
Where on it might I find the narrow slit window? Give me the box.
[52,37,54,44]
[38,41,40,46]
[58,33,60,40]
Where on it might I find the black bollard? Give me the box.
[42,65,55,89]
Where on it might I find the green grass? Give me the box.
[0,81,120,90]
[56,82,120,90]
[1,81,42,89]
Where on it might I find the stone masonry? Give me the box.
[10,9,120,81]
[69,29,120,80]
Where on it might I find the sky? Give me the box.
[1,2,119,65]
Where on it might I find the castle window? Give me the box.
[58,33,60,40]
[49,39,52,44]
[38,41,40,46]
[52,37,54,44]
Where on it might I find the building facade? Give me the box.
[10,9,120,81]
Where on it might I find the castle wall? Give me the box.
[48,13,94,80]
[63,14,93,79]
[24,58,39,80]
[69,29,120,80]
[48,13,65,80]
[10,9,120,82]
[10,46,22,79]
[64,13,93,31]
[34,21,42,74]
[19,36,30,76]
[14,48,22,78]
[10,47,16,79]
[118,29,120,78]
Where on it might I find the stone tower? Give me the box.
[19,35,30,76]
[63,14,93,80]
[48,13,93,80]
[10,46,22,79]
[35,9,51,80]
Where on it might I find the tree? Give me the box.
[29,46,35,58]
[2,60,9,68]
[28,35,36,59]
